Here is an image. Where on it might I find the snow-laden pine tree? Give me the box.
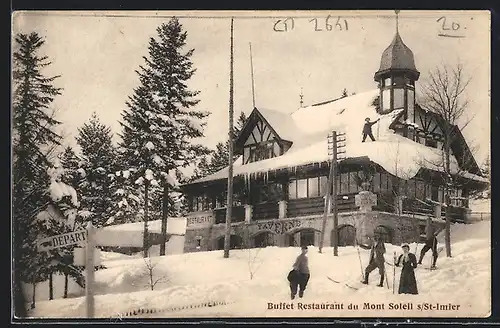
[60,146,82,190]
[76,113,120,227]
[12,32,63,313]
[30,160,84,303]
[118,18,210,255]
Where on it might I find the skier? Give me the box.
[362,117,380,142]
[359,235,386,287]
[395,244,418,294]
[418,217,438,269]
[289,246,310,299]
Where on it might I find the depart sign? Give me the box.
[37,229,87,251]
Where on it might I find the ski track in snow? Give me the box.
[27,221,490,318]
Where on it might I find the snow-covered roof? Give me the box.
[256,108,298,141]
[191,89,487,184]
[102,217,187,235]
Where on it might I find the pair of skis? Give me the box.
[327,277,360,290]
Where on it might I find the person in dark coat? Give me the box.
[359,235,386,287]
[362,117,380,142]
[418,217,438,269]
[289,246,310,299]
[395,244,418,294]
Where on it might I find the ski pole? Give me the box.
[355,240,364,280]
[392,251,396,294]
[384,264,390,290]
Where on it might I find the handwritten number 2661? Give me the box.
[310,15,348,31]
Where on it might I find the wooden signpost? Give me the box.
[36,222,97,318]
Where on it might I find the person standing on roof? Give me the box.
[362,117,380,142]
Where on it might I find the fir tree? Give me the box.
[76,113,119,227]
[60,146,82,188]
[341,88,348,98]
[12,32,63,313]
[118,18,210,255]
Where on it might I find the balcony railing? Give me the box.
[253,201,279,220]
[214,205,245,224]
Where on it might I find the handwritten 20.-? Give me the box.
[437,16,472,38]
[273,16,348,32]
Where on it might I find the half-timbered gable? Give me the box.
[389,105,482,175]
[390,105,445,148]
[235,107,295,164]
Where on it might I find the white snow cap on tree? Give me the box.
[48,158,79,207]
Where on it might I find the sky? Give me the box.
[12,10,491,166]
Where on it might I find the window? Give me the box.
[431,185,439,201]
[380,173,388,191]
[289,177,324,199]
[319,176,328,196]
[425,183,432,200]
[288,180,297,200]
[258,183,284,203]
[425,139,437,148]
[394,89,404,109]
[349,172,359,193]
[384,77,391,86]
[382,89,391,111]
[308,178,320,197]
[297,179,308,199]
[248,142,275,163]
[438,187,444,203]
[216,193,226,208]
[340,173,349,195]
[406,180,416,198]
[408,89,415,116]
[373,173,381,192]
[416,180,425,200]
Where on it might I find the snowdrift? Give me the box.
[28,221,490,318]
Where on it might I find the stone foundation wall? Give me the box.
[183,211,442,253]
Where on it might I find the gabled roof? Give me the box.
[189,89,487,185]
[235,107,298,152]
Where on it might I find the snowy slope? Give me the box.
[28,221,490,318]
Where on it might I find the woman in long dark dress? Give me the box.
[395,244,418,295]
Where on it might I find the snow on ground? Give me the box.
[29,221,490,318]
[469,198,491,213]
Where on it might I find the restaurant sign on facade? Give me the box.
[186,211,214,228]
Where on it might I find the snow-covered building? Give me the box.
[180,29,489,252]
[100,217,187,255]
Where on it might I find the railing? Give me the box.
[402,198,434,216]
[287,197,324,217]
[253,201,279,220]
[286,194,358,218]
[214,205,245,224]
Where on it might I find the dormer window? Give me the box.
[250,142,275,162]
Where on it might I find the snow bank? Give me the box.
[469,199,491,213]
[102,217,187,235]
[29,221,490,318]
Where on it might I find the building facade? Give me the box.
[180,29,489,253]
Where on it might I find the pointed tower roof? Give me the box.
[374,31,420,81]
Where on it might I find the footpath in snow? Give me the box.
[28,221,491,318]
